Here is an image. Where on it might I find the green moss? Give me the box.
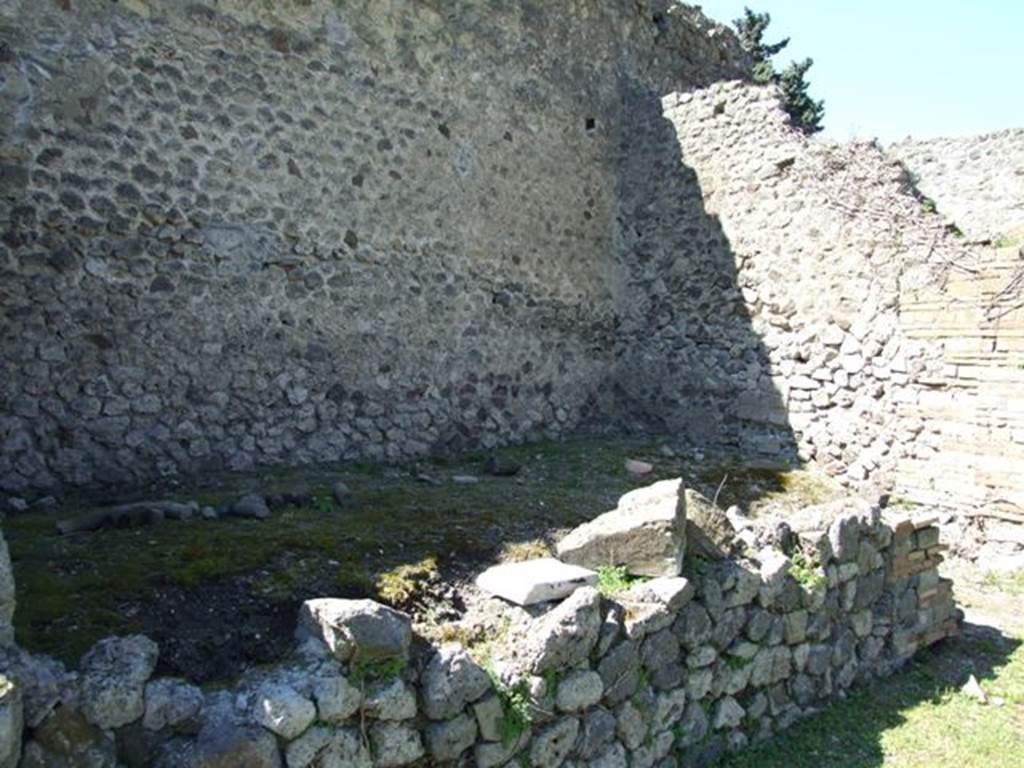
[375,556,439,608]
[485,665,532,748]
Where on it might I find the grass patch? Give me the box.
[718,632,1024,768]
[485,666,532,747]
[498,539,551,562]
[596,565,650,597]
[699,464,840,516]
[980,570,1024,597]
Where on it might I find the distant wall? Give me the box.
[889,129,1024,241]
[0,0,748,494]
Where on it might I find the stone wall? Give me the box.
[0,499,959,768]
[615,81,960,489]
[897,242,1024,509]
[889,129,1024,241]
[0,0,748,494]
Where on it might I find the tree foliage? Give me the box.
[732,7,824,135]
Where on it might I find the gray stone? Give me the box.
[79,634,158,729]
[578,708,616,758]
[187,719,282,768]
[475,558,598,606]
[512,587,601,674]
[673,602,712,649]
[363,677,416,721]
[331,481,352,503]
[18,707,118,768]
[556,479,686,577]
[597,641,640,705]
[229,494,269,519]
[285,725,371,768]
[311,674,362,723]
[143,678,203,731]
[530,716,579,768]
[685,489,736,560]
[555,670,603,712]
[713,696,745,730]
[614,701,647,750]
[652,687,687,732]
[589,741,628,768]
[474,727,531,768]
[425,713,477,762]
[472,694,504,742]
[0,676,21,768]
[296,599,412,662]
[0,531,14,648]
[368,722,423,767]
[252,681,316,739]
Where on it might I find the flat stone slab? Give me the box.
[475,558,598,606]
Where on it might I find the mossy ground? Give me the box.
[4,437,833,674]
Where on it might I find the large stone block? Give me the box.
[296,599,411,662]
[556,479,686,577]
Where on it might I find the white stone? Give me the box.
[475,558,598,606]
[252,681,316,739]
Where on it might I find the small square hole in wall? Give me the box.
[585,117,596,132]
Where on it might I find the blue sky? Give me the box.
[694,1,1024,143]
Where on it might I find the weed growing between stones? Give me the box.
[484,664,531,747]
[789,551,827,591]
[596,565,650,597]
[349,656,405,687]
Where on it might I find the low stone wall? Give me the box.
[0,499,958,768]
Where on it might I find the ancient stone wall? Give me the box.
[0,0,748,494]
[0,501,959,767]
[889,129,1024,241]
[629,81,1024,510]
[615,81,960,488]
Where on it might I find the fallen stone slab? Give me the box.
[556,478,686,577]
[475,558,598,606]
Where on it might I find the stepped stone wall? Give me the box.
[889,129,1024,241]
[0,501,959,768]
[0,0,747,494]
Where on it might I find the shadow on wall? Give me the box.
[610,78,798,464]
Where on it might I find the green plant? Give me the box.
[542,668,560,697]
[349,656,405,687]
[790,551,827,591]
[596,566,649,597]
[485,666,532,747]
[725,653,752,670]
[733,7,824,134]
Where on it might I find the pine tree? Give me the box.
[732,7,825,135]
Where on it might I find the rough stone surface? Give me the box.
[0,531,13,648]
[0,0,747,496]
[143,678,203,731]
[555,670,604,713]
[251,681,316,740]
[368,722,424,767]
[685,489,736,560]
[310,674,361,724]
[420,644,490,721]
[510,587,601,674]
[556,479,686,577]
[78,635,158,729]
[0,676,21,768]
[296,599,411,662]
[424,713,477,762]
